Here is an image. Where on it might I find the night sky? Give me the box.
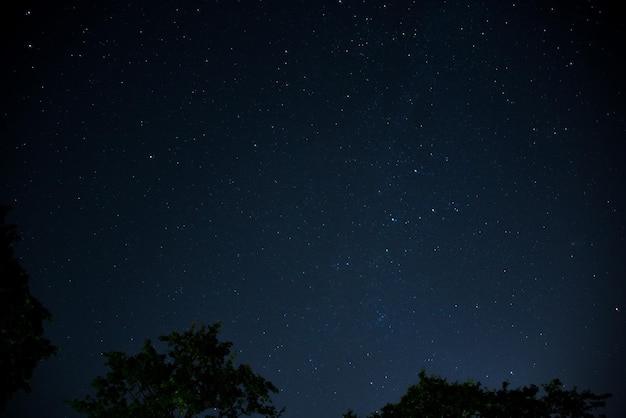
[2,1,625,417]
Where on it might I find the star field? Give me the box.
[1,1,625,417]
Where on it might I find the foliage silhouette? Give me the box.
[0,206,57,409]
[344,369,611,418]
[67,322,284,418]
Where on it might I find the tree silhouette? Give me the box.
[67,322,284,418]
[345,369,611,418]
[0,206,57,409]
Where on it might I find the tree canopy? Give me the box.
[0,205,57,408]
[67,322,284,418]
[344,369,611,418]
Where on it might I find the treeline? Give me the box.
[0,207,612,417]
[344,369,611,418]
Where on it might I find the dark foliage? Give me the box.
[67,322,284,418]
[0,206,57,408]
[345,369,611,418]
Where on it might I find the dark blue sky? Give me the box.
[2,1,625,417]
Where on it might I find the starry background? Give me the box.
[1,1,625,417]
